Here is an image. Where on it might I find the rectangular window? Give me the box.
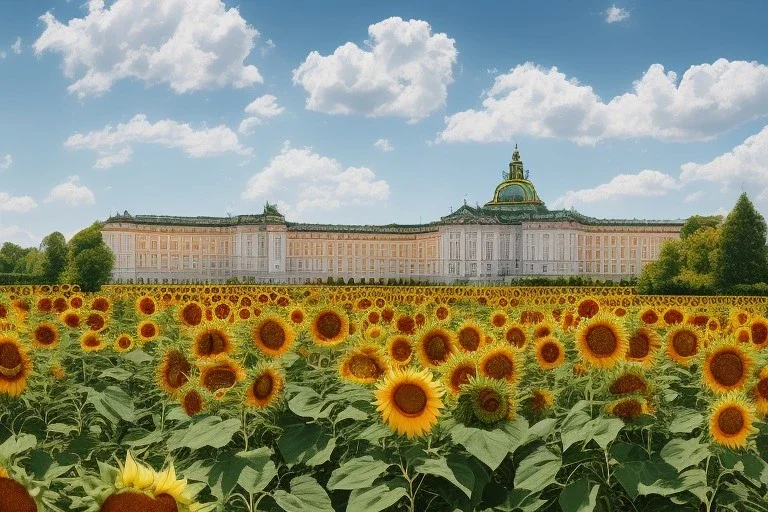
[274,236,282,259]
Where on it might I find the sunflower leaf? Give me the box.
[660,437,711,472]
[347,480,408,512]
[327,456,391,490]
[559,479,599,512]
[273,475,333,512]
[166,416,240,451]
[416,455,474,498]
[450,424,514,470]
[514,446,562,494]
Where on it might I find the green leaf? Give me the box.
[122,349,152,365]
[86,385,136,424]
[559,479,599,512]
[584,416,625,450]
[99,367,133,381]
[720,450,768,487]
[273,475,333,512]
[289,389,335,419]
[0,433,37,459]
[514,446,562,494]
[123,429,165,448]
[208,448,276,496]
[167,416,240,451]
[327,456,391,490]
[669,408,704,434]
[417,455,474,498]
[450,424,514,470]
[560,403,592,452]
[660,438,711,472]
[525,418,557,445]
[336,405,369,423]
[347,480,408,512]
[47,423,78,436]
[306,436,336,466]
[501,416,529,453]
[614,455,708,501]
[357,423,391,444]
[277,423,322,464]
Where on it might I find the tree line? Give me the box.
[638,193,768,296]
[0,222,114,292]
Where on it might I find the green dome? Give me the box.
[485,146,544,207]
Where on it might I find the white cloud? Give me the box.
[11,36,21,54]
[242,142,389,214]
[680,124,768,199]
[0,154,11,170]
[604,5,630,23]
[438,59,768,144]
[44,175,96,206]
[0,50,6,59]
[374,138,394,152]
[293,17,457,122]
[683,191,704,203]
[238,94,284,134]
[487,67,498,75]
[0,192,37,213]
[0,225,40,247]
[65,114,251,168]
[34,0,263,98]
[551,170,679,208]
[260,38,275,57]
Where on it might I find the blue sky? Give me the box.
[2,0,768,247]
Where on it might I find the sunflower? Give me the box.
[608,366,649,396]
[192,323,234,360]
[52,297,68,313]
[638,307,660,326]
[90,296,111,313]
[395,314,418,335]
[181,389,205,417]
[626,327,661,366]
[152,461,200,508]
[85,312,107,332]
[434,305,452,322]
[440,353,478,395]
[666,326,702,366]
[478,344,523,385]
[60,310,81,329]
[529,388,554,415]
[702,342,752,393]
[199,358,246,395]
[709,393,756,449]
[533,322,554,339]
[0,468,42,512]
[534,336,565,370]
[575,315,628,368]
[735,327,751,344]
[245,363,284,408]
[706,318,721,334]
[455,375,515,425]
[662,307,685,325]
[753,366,768,416]
[157,349,192,395]
[289,307,306,326]
[489,310,508,328]
[32,322,59,349]
[36,296,53,313]
[135,296,156,316]
[252,316,295,357]
[750,318,768,348]
[0,335,31,396]
[730,310,751,329]
[364,324,385,342]
[416,325,456,367]
[137,320,159,343]
[374,368,444,438]
[115,451,154,491]
[503,323,528,348]
[386,335,413,366]
[340,344,388,384]
[80,332,104,352]
[114,333,135,353]
[51,363,65,380]
[577,298,600,319]
[606,397,652,421]
[309,308,349,346]
[178,301,204,327]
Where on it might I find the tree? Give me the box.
[63,222,115,292]
[40,232,68,283]
[22,249,45,275]
[679,215,722,239]
[0,242,30,273]
[716,193,768,290]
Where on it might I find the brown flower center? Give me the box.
[664,309,684,324]
[163,350,191,390]
[396,316,416,334]
[477,389,501,412]
[484,353,515,380]
[640,310,658,324]
[757,378,768,400]
[628,330,650,359]
[87,313,105,331]
[140,323,157,338]
[671,330,698,357]
[196,330,229,356]
[612,399,643,419]
[449,364,476,390]
[181,303,202,326]
[393,383,428,416]
[540,341,561,364]
[253,373,274,400]
[182,390,203,416]
[100,490,179,512]
[505,327,526,348]
[347,354,383,380]
[578,300,599,318]
[138,298,155,315]
[609,374,647,395]
[752,323,768,345]
[316,312,343,339]
[202,366,237,392]
[390,339,412,362]
[0,476,38,512]
[458,327,481,351]
[259,320,286,350]
[718,406,745,436]
[117,336,132,350]
[709,351,744,387]
[424,333,450,364]
[34,325,57,346]
[586,325,618,356]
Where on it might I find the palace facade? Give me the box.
[101,148,684,284]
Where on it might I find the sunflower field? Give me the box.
[1,284,768,512]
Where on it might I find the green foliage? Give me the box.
[716,193,768,290]
[679,215,722,239]
[41,232,68,283]
[63,222,114,292]
[0,242,33,273]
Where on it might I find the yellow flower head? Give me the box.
[116,451,155,491]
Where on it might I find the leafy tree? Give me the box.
[716,193,768,290]
[0,242,30,273]
[40,231,68,283]
[679,215,722,239]
[22,249,45,275]
[63,222,114,292]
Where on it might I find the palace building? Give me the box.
[101,148,684,284]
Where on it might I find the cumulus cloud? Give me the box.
[0,225,40,247]
[680,124,768,200]
[604,5,630,23]
[438,59,768,145]
[0,154,11,170]
[0,192,37,213]
[683,191,704,203]
[293,17,457,122]
[65,114,251,168]
[243,142,389,214]
[11,37,21,54]
[34,0,263,98]
[374,138,394,152]
[238,94,284,134]
[551,170,679,209]
[260,38,275,57]
[44,175,96,206]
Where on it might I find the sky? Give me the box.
[1,0,768,247]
